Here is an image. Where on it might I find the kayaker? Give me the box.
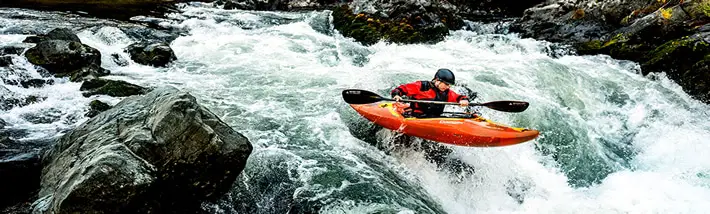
[390,68,470,118]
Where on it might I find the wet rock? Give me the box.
[22,28,81,44]
[85,100,112,118]
[0,0,189,21]
[24,39,110,81]
[20,79,54,88]
[0,95,45,111]
[20,108,63,124]
[111,53,129,66]
[80,78,148,97]
[329,0,546,45]
[0,121,54,213]
[34,86,253,213]
[447,0,545,20]
[332,3,458,45]
[125,42,177,67]
[0,56,12,67]
[0,151,43,212]
[0,45,29,55]
[217,0,341,11]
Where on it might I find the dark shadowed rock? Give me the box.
[34,86,253,214]
[1,121,54,213]
[0,45,30,55]
[125,42,177,67]
[0,0,191,21]
[0,150,43,212]
[80,78,148,97]
[217,0,345,11]
[85,100,112,118]
[0,95,46,111]
[20,79,54,88]
[0,56,12,67]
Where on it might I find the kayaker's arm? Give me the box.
[391,81,424,98]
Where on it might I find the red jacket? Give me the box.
[391,81,468,116]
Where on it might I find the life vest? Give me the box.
[390,81,467,116]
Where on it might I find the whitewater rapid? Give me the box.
[1,3,710,213]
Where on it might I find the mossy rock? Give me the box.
[85,100,112,117]
[332,5,451,45]
[642,35,710,73]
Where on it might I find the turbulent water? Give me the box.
[2,2,710,213]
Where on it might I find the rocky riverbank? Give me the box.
[509,0,710,103]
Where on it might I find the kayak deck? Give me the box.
[349,102,539,147]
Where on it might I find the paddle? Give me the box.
[342,89,529,113]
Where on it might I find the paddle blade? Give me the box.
[480,101,529,112]
[342,89,388,104]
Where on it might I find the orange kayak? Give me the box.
[349,102,540,147]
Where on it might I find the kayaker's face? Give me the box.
[435,80,450,91]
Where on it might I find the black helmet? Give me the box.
[434,68,455,85]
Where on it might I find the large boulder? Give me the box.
[34,86,253,213]
[24,28,111,82]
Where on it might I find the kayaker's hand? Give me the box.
[394,95,402,102]
[459,99,469,107]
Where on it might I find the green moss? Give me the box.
[698,1,710,17]
[644,36,697,66]
[602,33,628,48]
[331,5,450,45]
[575,40,603,53]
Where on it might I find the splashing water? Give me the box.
[1,4,709,213]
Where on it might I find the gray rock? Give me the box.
[24,40,109,81]
[35,86,253,213]
[124,42,177,67]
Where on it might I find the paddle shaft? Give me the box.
[386,98,476,106]
[342,89,529,112]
